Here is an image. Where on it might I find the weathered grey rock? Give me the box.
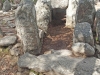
[76,0,96,27]
[51,0,69,9]
[0,28,4,38]
[0,0,2,10]
[44,49,72,56]
[66,0,79,28]
[0,35,17,46]
[73,22,94,47]
[15,0,41,54]
[7,21,16,28]
[40,0,51,6]
[2,0,11,12]
[96,9,100,42]
[95,44,100,59]
[10,43,22,56]
[72,42,95,57]
[35,0,51,33]
[18,51,100,75]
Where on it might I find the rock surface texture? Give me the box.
[2,0,11,12]
[18,51,100,75]
[72,42,95,57]
[51,0,69,9]
[96,9,100,42]
[73,22,94,47]
[66,0,79,28]
[76,0,96,27]
[15,0,40,54]
[0,35,17,46]
[35,0,51,33]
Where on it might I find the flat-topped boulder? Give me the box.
[51,0,69,9]
[18,50,100,75]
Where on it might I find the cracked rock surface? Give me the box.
[18,50,100,75]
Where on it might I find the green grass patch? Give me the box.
[0,47,10,56]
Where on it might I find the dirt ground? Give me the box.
[42,19,73,53]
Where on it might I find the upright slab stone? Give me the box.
[15,0,40,55]
[2,0,11,12]
[96,9,100,42]
[66,0,79,28]
[51,0,69,9]
[73,22,94,47]
[76,0,95,27]
[35,0,51,33]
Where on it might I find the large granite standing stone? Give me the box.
[72,42,95,57]
[73,22,94,47]
[35,0,51,33]
[2,0,11,12]
[18,52,100,75]
[51,0,69,9]
[76,0,96,27]
[15,0,41,55]
[96,9,100,42]
[66,0,79,28]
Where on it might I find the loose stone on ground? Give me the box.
[18,51,100,75]
[2,0,11,12]
[72,42,95,57]
[0,35,17,46]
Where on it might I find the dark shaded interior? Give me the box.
[41,8,73,54]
